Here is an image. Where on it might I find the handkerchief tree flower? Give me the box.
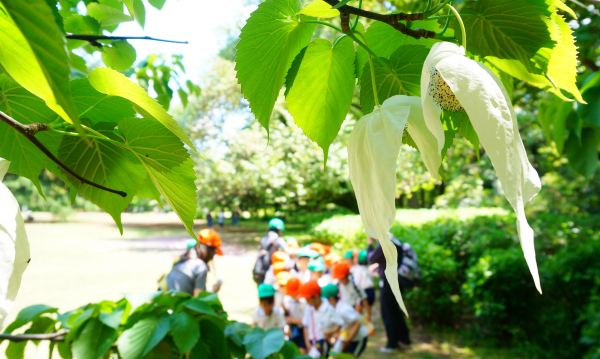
[234,0,586,314]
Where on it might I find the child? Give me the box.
[344,250,355,267]
[283,277,307,354]
[299,280,343,359]
[252,284,286,330]
[276,271,291,308]
[332,262,371,323]
[322,284,369,358]
[308,258,332,287]
[264,251,288,285]
[293,248,319,283]
[353,250,375,308]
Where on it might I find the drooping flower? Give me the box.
[0,158,31,328]
[348,95,441,316]
[421,42,543,293]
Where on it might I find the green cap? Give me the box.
[358,250,368,264]
[298,247,320,259]
[268,218,285,231]
[308,258,325,272]
[186,239,197,249]
[344,250,354,259]
[258,283,276,298]
[321,284,339,299]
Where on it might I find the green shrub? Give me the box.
[311,208,600,358]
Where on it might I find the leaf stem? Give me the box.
[301,20,343,33]
[78,95,110,119]
[426,0,452,16]
[357,32,379,107]
[437,7,452,36]
[446,4,466,51]
[49,128,129,150]
[424,0,432,12]
[0,110,127,197]
[350,0,363,31]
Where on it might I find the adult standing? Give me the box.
[167,229,223,296]
[367,234,410,353]
[218,210,225,228]
[206,212,213,228]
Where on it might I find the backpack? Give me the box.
[252,231,281,284]
[397,242,422,288]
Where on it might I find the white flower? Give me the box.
[421,42,543,293]
[348,95,440,316]
[0,158,31,328]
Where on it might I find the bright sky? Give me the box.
[113,0,255,82]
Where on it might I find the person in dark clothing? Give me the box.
[367,234,411,353]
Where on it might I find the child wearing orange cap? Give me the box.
[332,262,372,323]
[263,251,289,286]
[299,280,343,358]
[166,229,223,297]
[282,277,307,354]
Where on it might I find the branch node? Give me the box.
[392,23,436,39]
[23,123,49,136]
[340,11,351,33]
[391,12,424,23]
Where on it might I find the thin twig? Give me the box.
[323,0,424,23]
[66,33,188,44]
[0,330,68,343]
[0,111,127,198]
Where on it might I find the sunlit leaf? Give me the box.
[101,40,137,71]
[297,0,339,18]
[117,314,170,359]
[87,2,133,27]
[71,78,136,125]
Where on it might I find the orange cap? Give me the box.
[277,271,291,286]
[271,251,286,264]
[352,251,359,258]
[286,277,301,296]
[324,253,341,267]
[198,229,222,255]
[298,279,322,299]
[332,262,351,279]
[273,262,286,275]
[309,242,327,256]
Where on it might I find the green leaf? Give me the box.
[71,78,136,125]
[298,0,339,18]
[57,122,146,233]
[147,0,167,10]
[102,40,137,71]
[3,304,58,333]
[122,0,135,19]
[285,37,355,160]
[235,0,316,132]
[461,0,556,73]
[72,318,117,359]
[190,319,229,359]
[118,314,170,359]
[0,0,81,128]
[69,52,88,73]
[169,311,200,353]
[224,321,253,348]
[99,306,126,329]
[565,127,599,177]
[136,176,163,207]
[242,328,285,359]
[5,341,26,359]
[360,45,429,115]
[177,89,188,108]
[355,20,440,82]
[577,86,600,126]
[87,2,133,27]
[0,74,63,196]
[279,341,300,359]
[458,113,480,155]
[555,0,577,18]
[88,67,196,152]
[64,14,100,34]
[141,341,172,359]
[183,299,217,317]
[133,0,145,28]
[118,117,197,239]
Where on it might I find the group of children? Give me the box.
[252,239,375,358]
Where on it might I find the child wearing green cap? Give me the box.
[252,284,286,331]
[353,250,375,307]
[322,284,369,358]
[308,258,333,287]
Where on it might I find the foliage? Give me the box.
[2,291,306,359]
[311,208,600,358]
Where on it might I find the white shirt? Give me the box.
[283,295,306,323]
[335,300,368,341]
[302,300,343,341]
[352,265,374,289]
[252,306,286,331]
[291,268,311,284]
[317,273,333,287]
[339,281,367,307]
[263,266,277,286]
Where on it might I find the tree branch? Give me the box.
[0,330,68,343]
[65,33,188,48]
[322,0,436,39]
[0,111,127,198]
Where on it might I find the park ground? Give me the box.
[1,212,520,359]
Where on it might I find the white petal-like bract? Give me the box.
[424,42,543,293]
[0,158,31,329]
[349,95,425,316]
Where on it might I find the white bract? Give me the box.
[421,42,543,293]
[0,158,30,329]
[348,95,441,316]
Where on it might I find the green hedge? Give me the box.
[311,208,600,358]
